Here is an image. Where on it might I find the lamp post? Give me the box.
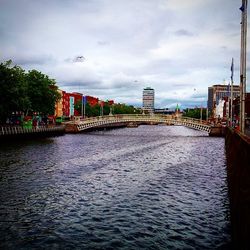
[239,0,247,133]
[200,105,203,123]
[99,101,104,116]
[109,104,113,116]
[230,58,234,127]
[82,96,86,119]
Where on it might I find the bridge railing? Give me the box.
[64,114,211,133]
[69,114,210,125]
[74,114,172,124]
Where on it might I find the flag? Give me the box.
[230,57,234,81]
[82,96,87,104]
[240,0,247,12]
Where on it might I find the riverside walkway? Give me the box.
[65,114,215,134]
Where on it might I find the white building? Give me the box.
[215,99,225,118]
[142,87,154,113]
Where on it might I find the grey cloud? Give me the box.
[8,54,55,66]
[97,41,110,46]
[175,29,194,37]
[0,0,248,108]
[59,80,103,90]
[64,56,86,63]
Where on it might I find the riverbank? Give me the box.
[225,128,250,249]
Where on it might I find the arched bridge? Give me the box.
[65,114,214,134]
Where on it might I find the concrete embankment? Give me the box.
[225,128,250,249]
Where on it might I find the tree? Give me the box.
[113,103,140,114]
[0,60,30,122]
[0,61,61,123]
[26,70,61,115]
[183,108,207,120]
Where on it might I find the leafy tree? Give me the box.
[26,70,61,115]
[0,60,30,122]
[183,108,207,120]
[0,60,61,123]
[113,103,140,114]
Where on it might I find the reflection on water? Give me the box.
[0,125,231,249]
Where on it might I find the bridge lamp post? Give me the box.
[109,104,113,116]
[100,101,104,116]
[200,105,203,123]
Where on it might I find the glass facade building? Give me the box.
[207,84,240,116]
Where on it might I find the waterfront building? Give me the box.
[71,92,83,116]
[55,89,63,117]
[142,87,155,113]
[62,91,70,117]
[57,90,114,118]
[229,93,250,126]
[86,96,99,106]
[207,84,240,117]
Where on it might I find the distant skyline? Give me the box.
[0,0,249,108]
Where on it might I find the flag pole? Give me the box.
[230,58,234,127]
[81,95,83,118]
[240,0,247,133]
[84,96,86,119]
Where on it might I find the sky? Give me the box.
[0,0,249,109]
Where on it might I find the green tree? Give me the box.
[113,103,140,114]
[26,70,61,115]
[0,60,30,122]
[0,61,61,123]
[183,108,207,120]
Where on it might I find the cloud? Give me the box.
[174,29,194,37]
[0,0,248,108]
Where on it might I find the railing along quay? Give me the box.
[0,125,65,138]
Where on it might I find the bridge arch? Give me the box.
[65,114,211,133]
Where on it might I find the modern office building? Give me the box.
[142,87,155,113]
[207,84,240,116]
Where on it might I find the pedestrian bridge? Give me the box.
[65,114,212,134]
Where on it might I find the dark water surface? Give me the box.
[0,126,231,249]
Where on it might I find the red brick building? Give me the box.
[62,91,70,117]
[70,92,83,116]
[107,100,114,105]
[59,91,115,117]
[86,96,99,106]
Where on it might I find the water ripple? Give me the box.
[0,126,231,249]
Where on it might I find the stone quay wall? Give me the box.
[225,128,250,249]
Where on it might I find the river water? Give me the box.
[0,125,231,249]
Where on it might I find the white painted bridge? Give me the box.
[65,114,213,134]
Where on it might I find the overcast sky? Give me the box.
[0,0,249,108]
